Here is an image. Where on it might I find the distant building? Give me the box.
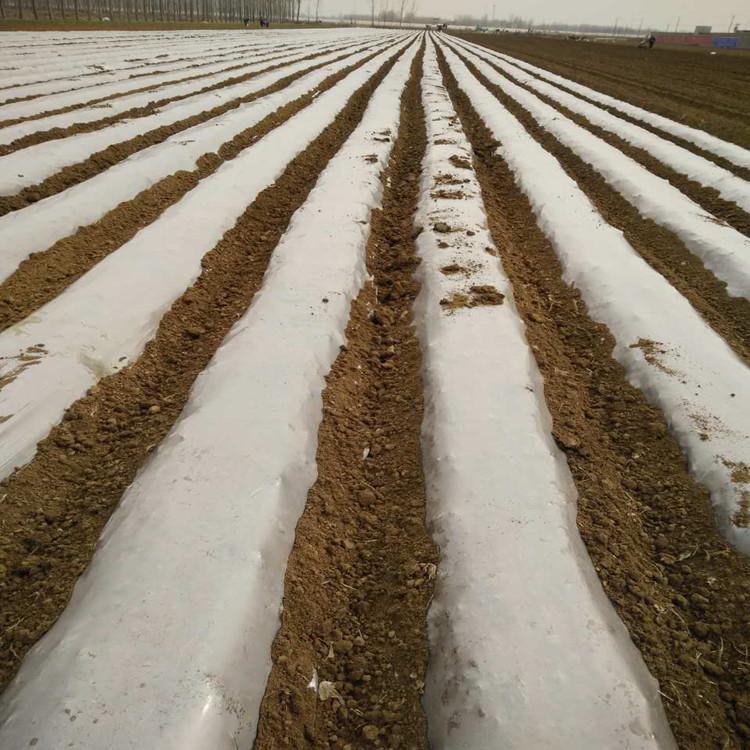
[655,29,750,49]
[694,25,711,34]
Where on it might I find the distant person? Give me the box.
[648,33,656,48]
[243,16,249,27]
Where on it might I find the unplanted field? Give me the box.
[0,28,749,750]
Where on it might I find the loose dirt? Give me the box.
[0,43,305,132]
[439,45,750,750]
[0,41,367,154]
[449,47,750,370]
[0,40,299,105]
[455,32,750,151]
[0,48,400,695]
[467,49,750,183]
[0,41,399,216]
[253,45,439,750]
[471,52,750,237]
[0,44,398,332]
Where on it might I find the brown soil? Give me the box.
[454,32,750,150]
[0,48,401,695]
[253,45,438,750]
[0,38,301,93]
[447,45,750,370]
[0,40,366,154]
[0,45,394,332]
[438,45,750,750]
[439,284,505,310]
[465,49,750,235]
[468,49,750,182]
[0,40,295,109]
[0,41,399,216]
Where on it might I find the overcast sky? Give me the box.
[321,0,749,32]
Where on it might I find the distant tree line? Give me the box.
[0,0,304,23]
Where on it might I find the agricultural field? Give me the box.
[0,26,748,750]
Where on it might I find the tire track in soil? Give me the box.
[438,46,750,750]
[468,50,750,237]
[479,57,750,183]
[0,41,366,154]
[448,47,750,370]
[0,46,395,333]
[0,48,402,696]
[253,46,438,750]
[0,41,399,218]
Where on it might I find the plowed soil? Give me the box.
[472,52,750,235]
[455,32,750,150]
[446,47,750,369]
[0,41,396,215]
[0,47,400,694]
[0,44,390,331]
[2,30,750,750]
[253,45,438,750]
[0,43,309,133]
[438,45,750,750]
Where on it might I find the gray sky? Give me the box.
[321,0,749,32]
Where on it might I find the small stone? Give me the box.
[691,622,710,639]
[184,325,205,339]
[335,639,353,654]
[701,659,724,677]
[433,222,451,234]
[362,724,380,741]
[357,487,378,507]
[148,404,161,415]
[690,592,710,607]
